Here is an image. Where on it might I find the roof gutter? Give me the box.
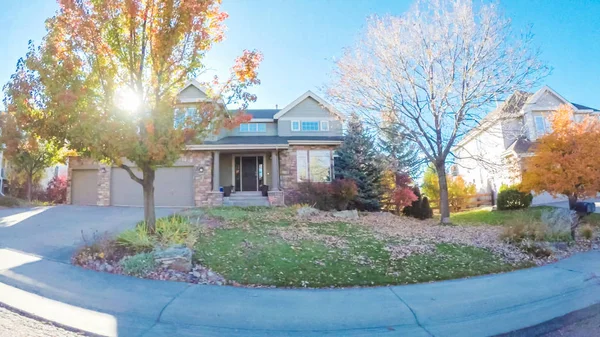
[186,144,290,151]
[287,140,343,145]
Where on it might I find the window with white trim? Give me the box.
[240,123,266,132]
[296,150,332,183]
[534,115,551,136]
[291,120,300,131]
[301,121,319,131]
[320,120,330,131]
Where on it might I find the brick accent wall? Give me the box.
[97,164,111,206]
[279,145,338,204]
[268,190,285,206]
[68,151,218,207]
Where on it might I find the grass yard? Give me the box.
[191,207,525,288]
[450,206,600,226]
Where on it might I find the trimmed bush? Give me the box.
[580,224,595,240]
[120,253,156,277]
[403,187,433,220]
[0,196,23,208]
[331,179,358,211]
[497,188,532,210]
[288,179,358,211]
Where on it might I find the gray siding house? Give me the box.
[67,81,345,207]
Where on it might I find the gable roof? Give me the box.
[273,90,345,120]
[178,79,209,96]
[456,90,532,148]
[246,109,279,119]
[572,102,599,112]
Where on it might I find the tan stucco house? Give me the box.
[67,81,345,207]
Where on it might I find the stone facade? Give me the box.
[68,151,218,207]
[268,190,285,206]
[279,145,338,204]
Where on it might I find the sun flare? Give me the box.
[115,87,141,112]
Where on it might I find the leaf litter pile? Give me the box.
[190,207,582,288]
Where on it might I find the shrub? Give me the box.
[579,224,595,240]
[117,223,155,253]
[403,187,433,220]
[497,188,533,210]
[44,175,67,204]
[330,179,358,210]
[120,253,156,277]
[289,179,358,211]
[501,220,547,244]
[155,215,197,248]
[420,197,433,219]
[73,231,125,265]
[0,196,23,207]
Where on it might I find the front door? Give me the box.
[241,157,258,191]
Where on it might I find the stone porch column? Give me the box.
[271,150,279,191]
[212,151,220,191]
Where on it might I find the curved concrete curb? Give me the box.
[0,248,599,337]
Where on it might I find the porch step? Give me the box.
[223,195,270,207]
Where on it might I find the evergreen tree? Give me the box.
[335,113,382,211]
[379,123,421,178]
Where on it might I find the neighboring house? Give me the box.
[40,164,68,187]
[452,86,599,205]
[67,80,345,207]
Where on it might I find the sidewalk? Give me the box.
[0,248,599,337]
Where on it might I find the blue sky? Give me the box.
[1,0,599,110]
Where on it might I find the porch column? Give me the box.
[271,150,279,190]
[213,151,220,191]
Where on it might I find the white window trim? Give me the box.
[291,120,300,132]
[240,123,267,133]
[534,115,546,137]
[296,150,333,183]
[320,120,330,131]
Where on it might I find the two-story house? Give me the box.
[66,80,344,207]
[452,85,599,205]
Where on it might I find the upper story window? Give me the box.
[534,115,551,136]
[292,120,330,132]
[240,123,266,133]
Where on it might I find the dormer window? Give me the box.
[534,114,551,137]
[291,120,329,132]
[240,123,266,132]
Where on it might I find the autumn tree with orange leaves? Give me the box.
[521,105,600,210]
[4,0,262,232]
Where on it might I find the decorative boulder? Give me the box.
[332,209,359,219]
[297,206,319,217]
[153,245,192,272]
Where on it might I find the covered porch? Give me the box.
[212,150,282,193]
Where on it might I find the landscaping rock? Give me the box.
[550,242,569,251]
[153,245,192,272]
[297,207,319,217]
[332,209,359,219]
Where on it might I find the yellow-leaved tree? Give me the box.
[521,105,600,209]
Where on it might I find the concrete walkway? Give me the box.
[0,206,599,336]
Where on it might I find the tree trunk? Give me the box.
[26,173,33,202]
[142,167,156,233]
[435,161,451,224]
[567,193,577,210]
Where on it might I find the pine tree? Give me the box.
[335,113,382,211]
[379,123,421,178]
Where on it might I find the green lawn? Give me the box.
[450,206,600,226]
[192,206,524,288]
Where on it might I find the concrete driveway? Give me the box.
[0,206,178,262]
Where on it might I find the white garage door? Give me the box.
[110,167,194,207]
[71,169,98,205]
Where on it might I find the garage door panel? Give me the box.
[110,167,194,207]
[72,170,98,205]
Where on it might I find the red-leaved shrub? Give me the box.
[44,175,67,204]
[288,179,358,211]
